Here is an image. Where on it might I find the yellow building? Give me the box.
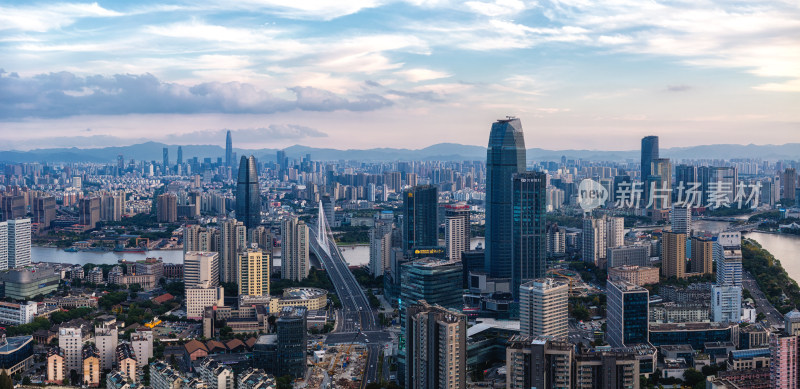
[271,287,328,311]
[46,348,65,384]
[661,232,687,279]
[238,248,270,297]
[116,343,137,383]
[82,345,101,387]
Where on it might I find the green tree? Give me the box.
[683,368,705,387]
[276,375,293,389]
[0,371,12,389]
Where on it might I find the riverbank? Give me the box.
[742,239,800,314]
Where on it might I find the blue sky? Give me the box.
[0,0,798,150]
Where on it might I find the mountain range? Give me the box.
[1,141,798,163]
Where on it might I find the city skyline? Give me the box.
[1,0,799,150]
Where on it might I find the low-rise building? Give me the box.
[0,335,34,376]
[150,360,185,389]
[0,266,60,300]
[87,267,104,284]
[649,302,710,323]
[107,370,133,389]
[46,347,65,384]
[649,322,737,350]
[82,344,101,387]
[728,348,770,370]
[197,358,234,389]
[0,301,37,325]
[44,295,98,309]
[237,367,275,389]
[608,265,659,286]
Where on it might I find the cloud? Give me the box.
[0,71,394,119]
[395,68,451,82]
[665,85,692,92]
[0,2,122,32]
[168,125,328,143]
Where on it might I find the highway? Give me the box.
[742,270,784,327]
[308,221,388,387]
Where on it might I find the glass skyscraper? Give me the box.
[236,155,261,230]
[607,279,649,348]
[485,118,526,279]
[511,171,547,299]
[641,135,659,202]
[402,185,438,253]
[225,130,233,167]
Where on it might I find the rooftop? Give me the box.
[0,336,32,353]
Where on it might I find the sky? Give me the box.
[1,0,799,151]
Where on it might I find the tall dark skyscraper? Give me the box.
[236,155,261,230]
[485,118,526,279]
[511,171,547,299]
[177,146,183,165]
[402,185,438,253]
[162,147,169,169]
[225,130,233,167]
[277,149,288,174]
[641,136,659,202]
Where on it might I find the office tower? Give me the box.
[1,195,25,221]
[276,307,308,379]
[698,166,739,207]
[59,327,83,374]
[519,278,568,339]
[641,135,659,201]
[574,350,640,389]
[32,196,56,229]
[606,280,649,348]
[405,301,467,389]
[117,154,125,172]
[782,168,797,200]
[238,248,270,296]
[711,284,742,323]
[402,185,438,253]
[0,222,7,270]
[321,196,335,227]
[647,158,672,209]
[236,155,261,230]
[281,217,309,282]
[184,225,213,252]
[95,321,118,371]
[715,232,743,286]
[511,172,547,298]
[79,197,101,229]
[276,150,287,175]
[186,281,225,319]
[661,232,687,279]
[156,193,177,223]
[220,219,246,284]
[369,218,393,277]
[675,164,697,188]
[130,329,153,368]
[506,336,573,389]
[485,117,526,279]
[690,237,713,275]
[8,218,31,268]
[177,146,183,165]
[770,332,798,389]
[225,130,233,167]
[162,147,169,170]
[671,204,692,235]
[444,204,470,262]
[184,251,219,288]
[460,249,484,288]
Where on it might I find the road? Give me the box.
[308,222,387,387]
[742,270,783,327]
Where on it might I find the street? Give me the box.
[742,270,783,327]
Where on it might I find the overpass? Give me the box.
[307,202,388,387]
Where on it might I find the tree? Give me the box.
[683,368,705,387]
[276,375,293,389]
[0,371,12,389]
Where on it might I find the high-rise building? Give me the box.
[671,204,692,235]
[82,344,100,387]
[511,172,547,297]
[116,343,138,383]
[485,118,526,279]
[177,146,183,165]
[238,248,270,296]
[219,219,246,284]
[236,156,261,230]
[641,135,659,201]
[581,215,622,266]
[184,251,219,288]
[698,166,738,208]
[276,150,287,176]
[0,221,7,271]
[79,197,101,229]
[402,185,438,253]
[711,284,742,323]
[281,217,309,282]
[59,327,83,375]
[690,237,713,275]
[574,349,640,389]
[130,329,153,368]
[8,218,31,268]
[782,168,797,201]
[0,195,25,222]
[675,164,697,189]
[506,335,573,389]
[184,225,213,253]
[95,320,118,371]
[156,193,177,223]
[606,280,649,348]
[186,281,224,319]
[276,307,308,379]
[405,301,467,389]
[661,232,687,279]
[46,347,65,384]
[546,224,565,257]
[770,332,798,389]
[100,192,124,222]
[162,147,169,170]
[444,204,470,262]
[519,278,568,339]
[226,131,233,167]
[32,196,56,229]
[369,218,394,277]
[716,232,743,286]
[321,196,335,227]
[647,158,672,210]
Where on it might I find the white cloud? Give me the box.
[0,2,122,32]
[395,68,451,82]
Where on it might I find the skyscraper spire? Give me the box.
[226,130,233,167]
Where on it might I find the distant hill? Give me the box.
[1,142,798,163]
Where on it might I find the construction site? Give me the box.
[305,341,369,389]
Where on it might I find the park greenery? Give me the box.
[742,239,800,314]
